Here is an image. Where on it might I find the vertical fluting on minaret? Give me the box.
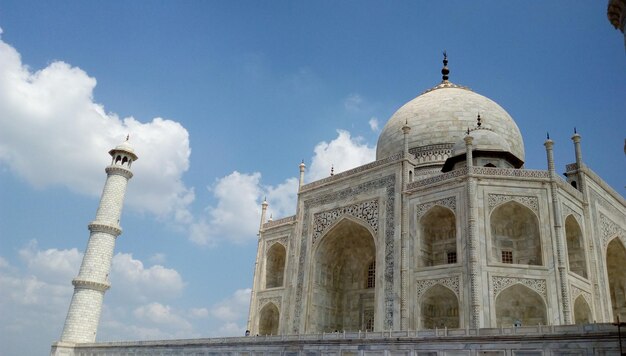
[60,140,137,343]
[465,134,481,328]
[544,137,572,324]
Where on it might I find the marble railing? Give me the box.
[263,215,296,229]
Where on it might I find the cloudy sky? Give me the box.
[0,2,624,355]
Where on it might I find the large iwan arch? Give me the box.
[419,284,459,329]
[606,237,626,322]
[490,201,542,266]
[418,206,457,267]
[495,284,546,327]
[306,218,376,333]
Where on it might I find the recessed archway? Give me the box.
[265,243,286,289]
[490,201,542,266]
[307,218,376,333]
[258,303,279,335]
[495,284,546,327]
[607,238,626,322]
[573,295,592,324]
[419,206,457,267]
[419,284,459,329]
[565,215,587,278]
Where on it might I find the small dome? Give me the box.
[376,84,524,166]
[109,139,138,161]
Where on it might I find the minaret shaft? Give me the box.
[60,143,136,344]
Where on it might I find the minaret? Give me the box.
[60,139,138,343]
[298,160,306,189]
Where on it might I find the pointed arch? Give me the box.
[565,215,587,278]
[258,303,279,335]
[419,284,459,329]
[490,201,542,266]
[495,284,546,327]
[606,237,626,322]
[307,217,376,333]
[265,243,286,289]
[573,295,592,324]
[419,205,457,267]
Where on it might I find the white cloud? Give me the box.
[343,93,363,112]
[307,129,376,181]
[210,288,251,322]
[18,240,82,284]
[0,33,194,223]
[133,302,192,330]
[189,130,375,246]
[368,117,379,132]
[110,252,185,303]
[189,307,209,318]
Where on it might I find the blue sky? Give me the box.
[0,1,624,355]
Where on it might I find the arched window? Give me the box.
[496,284,546,327]
[607,238,626,322]
[258,303,279,335]
[121,156,128,166]
[265,243,286,289]
[565,215,587,278]
[573,295,592,324]
[490,201,542,266]
[419,284,459,329]
[419,206,456,267]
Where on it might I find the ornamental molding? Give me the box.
[415,276,460,301]
[265,237,288,254]
[473,167,550,179]
[492,276,547,300]
[300,153,401,191]
[292,174,396,332]
[600,213,626,250]
[409,143,454,164]
[312,200,379,245]
[570,285,592,307]
[407,167,468,190]
[105,165,133,179]
[264,215,296,229]
[416,196,456,219]
[72,278,110,292]
[562,204,582,222]
[488,194,539,216]
[88,222,122,236]
[258,296,282,312]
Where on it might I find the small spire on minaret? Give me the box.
[476,113,482,128]
[574,127,577,134]
[126,134,130,141]
[330,165,334,176]
[441,51,450,82]
[298,160,306,189]
[268,214,273,222]
[547,132,550,140]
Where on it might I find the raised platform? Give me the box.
[51,324,623,355]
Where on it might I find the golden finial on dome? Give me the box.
[442,51,450,82]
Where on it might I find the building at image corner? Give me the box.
[246,57,626,337]
[51,59,626,355]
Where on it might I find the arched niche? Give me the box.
[419,206,457,267]
[490,201,542,266]
[565,215,587,278]
[419,284,459,329]
[307,218,376,333]
[495,284,546,327]
[258,303,279,335]
[265,243,286,289]
[573,295,592,324]
[607,238,626,322]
